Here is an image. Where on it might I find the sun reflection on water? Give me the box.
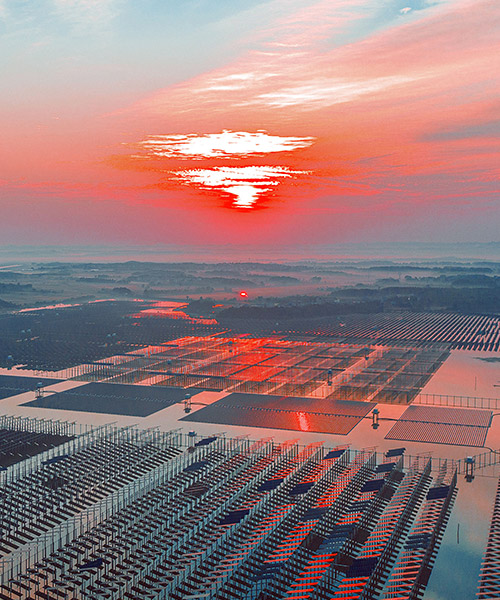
[297,411,310,431]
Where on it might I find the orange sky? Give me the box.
[0,0,499,246]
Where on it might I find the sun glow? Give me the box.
[136,130,315,160]
[173,165,308,208]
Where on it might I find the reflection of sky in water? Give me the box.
[420,350,500,399]
[425,473,498,599]
[131,300,217,324]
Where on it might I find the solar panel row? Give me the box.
[385,420,489,447]
[22,382,203,417]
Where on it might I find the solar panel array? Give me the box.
[385,405,492,447]
[292,311,500,351]
[0,420,459,600]
[56,335,448,407]
[22,382,205,417]
[0,415,75,468]
[181,393,376,435]
[381,461,457,599]
[0,374,61,400]
[0,301,221,372]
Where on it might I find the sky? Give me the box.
[0,0,499,249]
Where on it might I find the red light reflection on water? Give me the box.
[297,411,310,431]
[130,301,217,325]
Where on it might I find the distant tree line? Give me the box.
[216,282,500,323]
[217,300,384,322]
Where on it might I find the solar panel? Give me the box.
[386,421,489,447]
[257,478,284,492]
[397,405,492,427]
[219,509,250,525]
[376,462,396,473]
[347,556,379,578]
[360,478,385,493]
[302,507,329,521]
[0,374,61,399]
[427,486,450,500]
[324,449,346,460]
[184,461,208,472]
[181,393,374,435]
[386,447,406,457]
[194,436,217,447]
[290,482,314,496]
[405,532,432,550]
[42,455,69,465]
[23,382,203,416]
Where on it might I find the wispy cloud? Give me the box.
[424,119,500,142]
[243,74,419,109]
[128,0,459,118]
[52,0,121,26]
[260,0,377,50]
[135,130,315,160]
[114,0,499,221]
[197,72,278,93]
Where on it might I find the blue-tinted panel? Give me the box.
[302,506,329,521]
[290,482,314,496]
[427,485,450,500]
[324,449,346,460]
[184,460,208,472]
[257,478,284,492]
[361,478,385,493]
[347,556,379,578]
[219,508,250,525]
[405,533,432,550]
[195,436,217,447]
[376,462,396,473]
[386,447,406,457]
[42,454,69,465]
